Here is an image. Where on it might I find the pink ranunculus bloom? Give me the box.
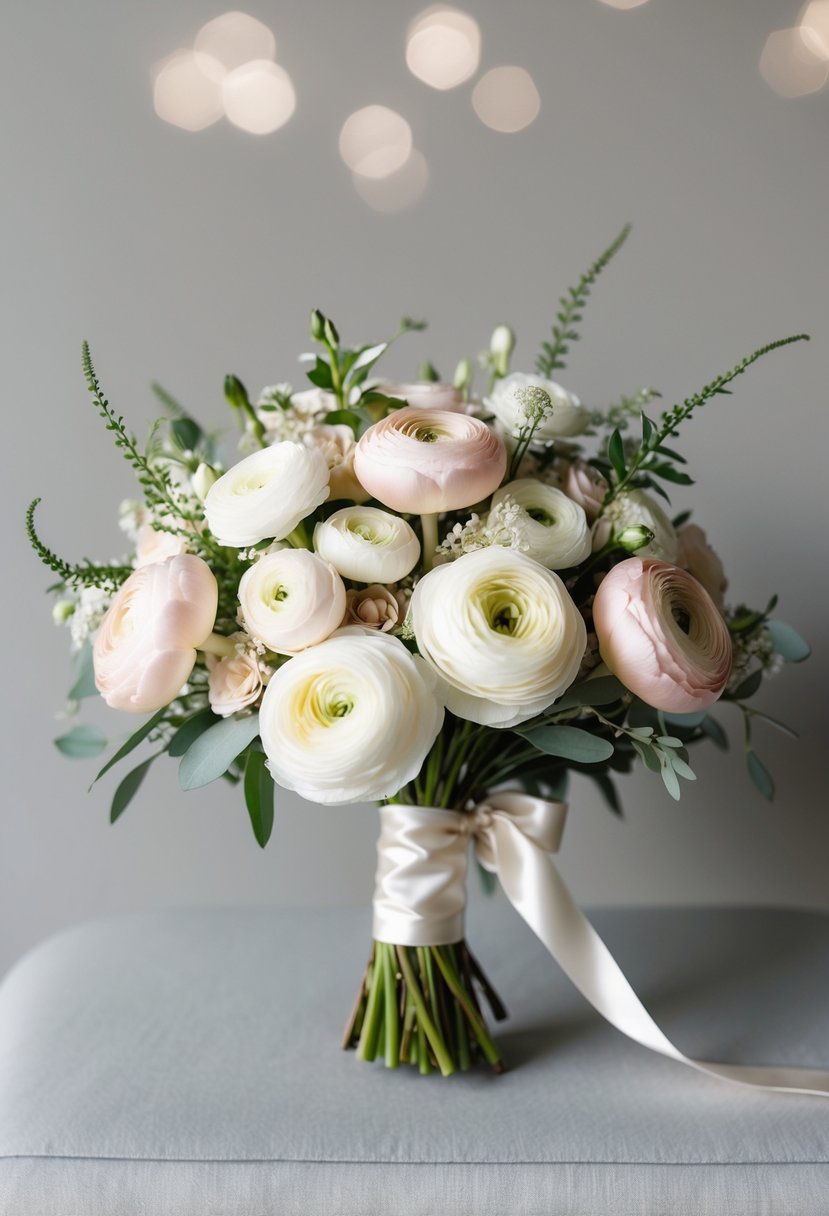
[592,558,732,713]
[378,382,465,412]
[561,459,609,522]
[354,407,507,514]
[93,554,218,713]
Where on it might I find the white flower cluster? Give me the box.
[67,585,112,651]
[437,496,530,560]
[256,386,336,443]
[726,625,784,693]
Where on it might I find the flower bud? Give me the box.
[52,599,75,624]
[323,316,340,348]
[224,374,249,413]
[616,524,655,553]
[309,309,326,341]
[453,358,473,393]
[191,462,218,502]
[489,325,515,377]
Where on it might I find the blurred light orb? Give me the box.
[405,6,481,90]
[799,1,829,58]
[595,0,650,9]
[153,50,225,131]
[353,148,429,212]
[195,11,277,80]
[472,66,540,133]
[222,60,296,134]
[339,106,413,179]
[759,27,829,98]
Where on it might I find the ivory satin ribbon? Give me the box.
[373,794,829,1097]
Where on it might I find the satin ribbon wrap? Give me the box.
[373,794,829,1098]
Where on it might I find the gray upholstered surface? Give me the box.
[1,903,828,1215]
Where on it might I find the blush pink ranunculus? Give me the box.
[93,554,218,713]
[591,558,732,713]
[354,407,507,514]
[378,382,465,412]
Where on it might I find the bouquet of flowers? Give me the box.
[30,227,815,1085]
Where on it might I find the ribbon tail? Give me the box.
[491,818,829,1097]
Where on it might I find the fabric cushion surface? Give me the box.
[0,903,827,1215]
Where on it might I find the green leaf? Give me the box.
[179,713,261,791]
[168,708,218,758]
[591,773,624,817]
[171,417,201,451]
[660,762,681,801]
[766,620,810,663]
[644,462,694,485]
[91,707,168,787]
[322,407,374,437]
[551,675,627,713]
[347,342,387,379]
[516,724,615,763]
[730,668,763,700]
[662,709,707,728]
[607,428,626,480]
[244,748,275,848]
[747,750,775,800]
[55,723,107,759]
[110,755,157,823]
[632,739,662,773]
[306,357,333,390]
[701,714,728,750]
[69,644,98,701]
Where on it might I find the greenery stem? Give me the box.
[420,513,439,572]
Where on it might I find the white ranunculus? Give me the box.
[484,372,587,440]
[204,442,330,548]
[594,489,678,562]
[491,479,591,569]
[259,628,444,805]
[314,506,420,583]
[410,546,587,727]
[238,549,346,654]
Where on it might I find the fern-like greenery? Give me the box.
[601,333,810,511]
[536,224,631,378]
[26,498,132,590]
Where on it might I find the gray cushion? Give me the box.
[1,904,828,1215]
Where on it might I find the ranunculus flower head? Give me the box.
[562,459,608,521]
[343,585,402,632]
[204,442,329,548]
[238,549,346,654]
[93,554,218,713]
[303,424,370,504]
[592,557,732,712]
[676,524,727,609]
[314,506,420,583]
[491,479,592,570]
[410,546,587,727]
[484,372,588,441]
[354,407,507,514]
[258,628,444,804]
[207,641,264,717]
[593,488,678,562]
[134,519,189,569]
[378,382,465,412]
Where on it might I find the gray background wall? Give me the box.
[2,0,827,978]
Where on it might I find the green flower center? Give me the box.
[527,506,555,527]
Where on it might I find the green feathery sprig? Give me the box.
[26,498,131,590]
[536,224,631,378]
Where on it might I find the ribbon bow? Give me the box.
[373,796,829,1097]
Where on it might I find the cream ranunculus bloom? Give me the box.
[491,479,592,570]
[204,442,330,548]
[134,519,189,568]
[304,424,370,503]
[484,372,588,440]
[207,640,264,717]
[410,546,587,727]
[93,554,218,713]
[314,506,420,583]
[343,584,402,632]
[238,549,346,654]
[676,523,727,609]
[258,628,444,804]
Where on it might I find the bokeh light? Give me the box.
[405,6,481,90]
[759,27,828,98]
[153,50,225,132]
[222,60,296,134]
[339,106,413,179]
[472,67,540,133]
[194,12,277,80]
[799,1,829,58]
[352,148,429,212]
[595,0,650,9]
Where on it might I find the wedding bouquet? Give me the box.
[30,227,813,1083]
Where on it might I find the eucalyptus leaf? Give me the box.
[69,643,98,701]
[111,755,158,823]
[551,675,626,713]
[244,748,275,848]
[179,713,261,791]
[663,709,707,728]
[632,739,662,773]
[516,724,614,763]
[766,620,811,663]
[91,707,168,787]
[168,708,218,758]
[660,763,681,801]
[55,724,107,759]
[701,715,728,750]
[747,750,774,801]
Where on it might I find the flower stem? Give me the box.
[420,513,439,572]
[395,946,455,1077]
[199,632,236,659]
